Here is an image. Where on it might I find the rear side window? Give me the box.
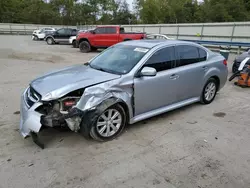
[198,48,207,61]
[144,47,175,72]
[105,27,116,34]
[120,27,125,33]
[176,45,200,67]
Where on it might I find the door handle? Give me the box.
[170,74,179,80]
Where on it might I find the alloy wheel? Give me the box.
[96,109,122,137]
[204,82,216,101]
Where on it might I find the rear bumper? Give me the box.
[32,34,45,39]
[19,88,43,138]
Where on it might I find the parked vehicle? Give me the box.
[76,26,146,53]
[146,34,174,40]
[69,30,89,48]
[32,27,56,40]
[229,57,250,87]
[232,49,250,73]
[45,28,78,45]
[19,40,228,148]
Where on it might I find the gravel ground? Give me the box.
[0,35,250,188]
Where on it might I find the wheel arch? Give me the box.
[79,38,91,45]
[45,35,55,41]
[210,75,220,89]
[80,97,130,138]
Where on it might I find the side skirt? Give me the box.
[130,97,200,124]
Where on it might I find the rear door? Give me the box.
[173,45,208,101]
[55,28,68,42]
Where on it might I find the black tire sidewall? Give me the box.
[46,37,54,45]
[72,40,76,48]
[232,62,238,73]
[92,104,126,141]
[201,78,218,104]
[80,41,91,53]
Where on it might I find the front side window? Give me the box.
[90,45,149,75]
[176,45,200,67]
[144,47,175,72]
[105,27,116,34]
[95,27,105,34]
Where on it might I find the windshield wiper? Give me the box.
[89,64,120,75]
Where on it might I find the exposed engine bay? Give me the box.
[36,90,83,132]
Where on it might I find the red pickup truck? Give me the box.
[76,26,146,53]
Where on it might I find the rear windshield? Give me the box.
[89,45,149,75]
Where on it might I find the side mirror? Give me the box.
[91,30,96,34]
[140,67,157,77]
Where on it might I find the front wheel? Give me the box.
[201,78,218,104]
[79,41,91,53]
[90,104,126,142]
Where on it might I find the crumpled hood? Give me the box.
[235,52,250,62]
[30,64,120,99]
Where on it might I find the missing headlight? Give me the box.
[60,97,81,113]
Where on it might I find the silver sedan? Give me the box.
[19,40,228,148]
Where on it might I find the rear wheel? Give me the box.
[90,104,126,141]
[232,61,238,73]
[72,40,77,48]
[201,78,218,104]
[79,41,91,53]
[46,37,54,45]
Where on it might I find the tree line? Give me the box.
[0,0,250,25]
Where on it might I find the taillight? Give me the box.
[223,59,227,66]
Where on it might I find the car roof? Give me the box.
[121,39,198,49]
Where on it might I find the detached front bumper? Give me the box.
[19,89,43,138]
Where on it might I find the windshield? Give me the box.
[89,45,149,75]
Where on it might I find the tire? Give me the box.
[124,38,132,41]
[72,40,77,48]
[79,41,91,53]
[91,47,98,52]
[34,35,39,41]
[89,104,126,142]
[46,37,54,45]
[200,78,218,104]
[232,61,238,73]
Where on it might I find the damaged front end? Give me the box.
[20,79,133,149]
[20,87,85,148]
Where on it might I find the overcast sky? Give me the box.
[127,0,134,10]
